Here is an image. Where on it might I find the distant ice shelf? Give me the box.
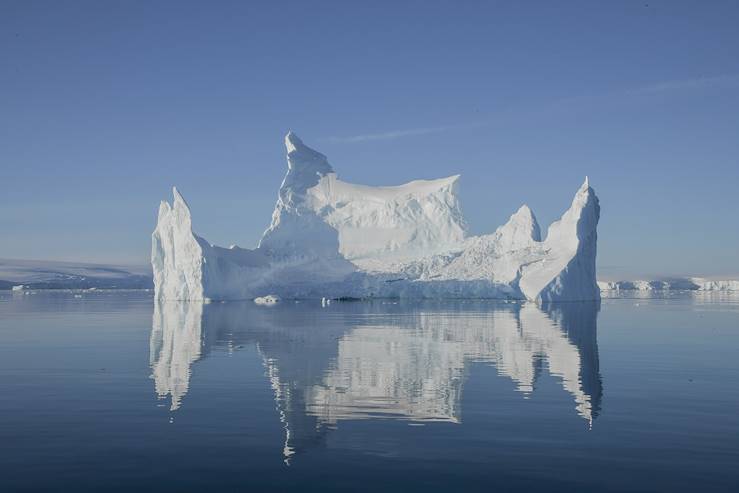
[152,132,601,302]
[598,279,739,291]
[0,258,152,291]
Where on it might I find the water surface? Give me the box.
[1,291,737,492]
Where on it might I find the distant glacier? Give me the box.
[0,258,151,291]
[599,278,739,291]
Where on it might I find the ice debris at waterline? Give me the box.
[254,295,280,305]
[152,132,601,302]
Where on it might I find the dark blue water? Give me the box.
[1,291,738,492]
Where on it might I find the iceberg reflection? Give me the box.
[150,302,204,411]
[150,300,602,461]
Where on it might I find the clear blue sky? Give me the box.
[2,0,738,278]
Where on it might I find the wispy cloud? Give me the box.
[628,73,739,95]
[544,74,739,112]
[326,124,468,143]
[327,74,739,144]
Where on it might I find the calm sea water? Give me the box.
[1,291,737,492]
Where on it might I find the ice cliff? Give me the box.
[152,133,601,302]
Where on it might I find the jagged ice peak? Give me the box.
[152,133,601,302]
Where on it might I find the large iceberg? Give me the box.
[152,133,601,302]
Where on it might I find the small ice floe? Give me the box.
[74,294,83,298]
[254,294,280,305]
[11,285,25,292]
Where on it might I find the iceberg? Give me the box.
[152,133,601,302]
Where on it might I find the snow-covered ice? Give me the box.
[254,295,281,305]
[152,132,601,302]
[598,278,739,292]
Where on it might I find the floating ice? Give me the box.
[254,295,281,305]
[152,133,601,302]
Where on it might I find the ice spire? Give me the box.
[519,179,600,302]
[496,204,542,251]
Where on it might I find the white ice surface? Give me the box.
[260,132,467,263]
[152,133,602,302]
[254,295,281,305]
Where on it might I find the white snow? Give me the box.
[260,132,467,262]
[152,132,602,302]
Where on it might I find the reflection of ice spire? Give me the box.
[519,303,594,422]
[261,353,295,465]
[305,302,602,427]
[256,336,332,465]
[149,298,603,464]
[149,301,204,411]
[542,301,603,423]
